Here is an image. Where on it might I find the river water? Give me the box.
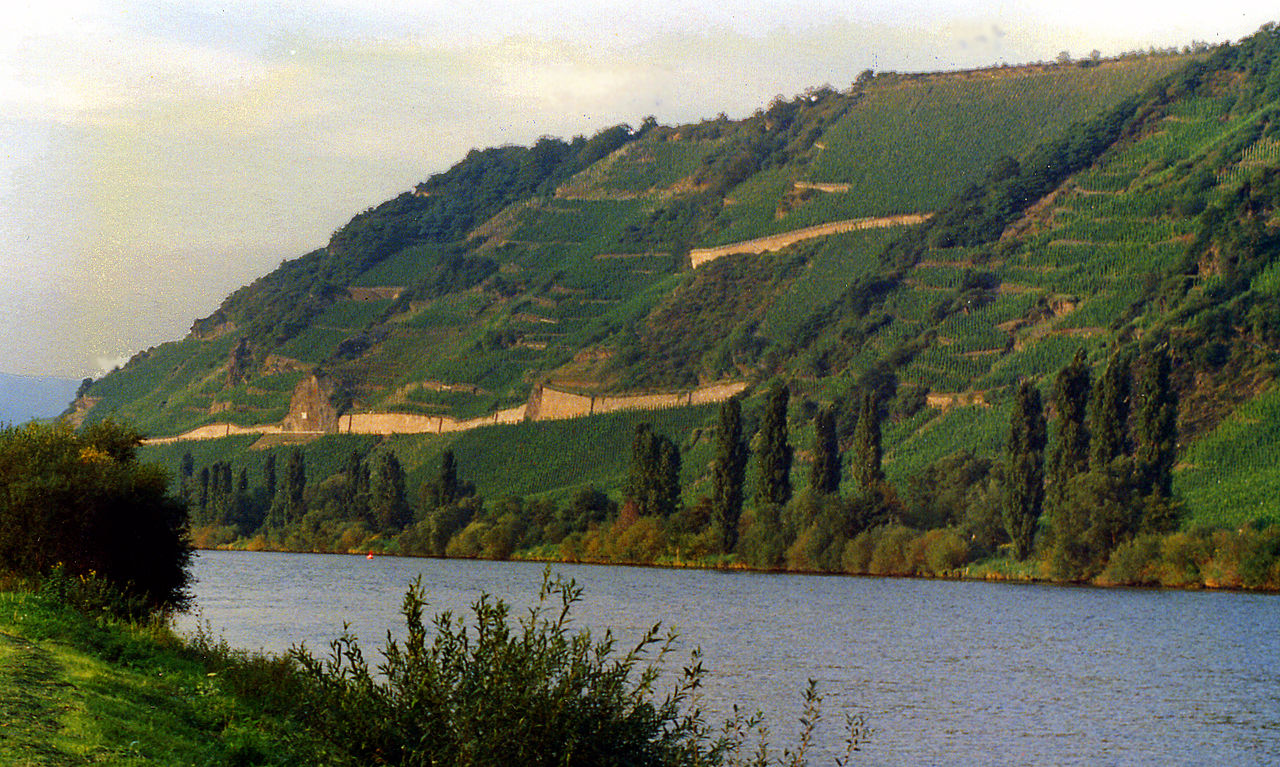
[175,550,1280,765]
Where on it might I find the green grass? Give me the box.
[761,228,899,342]
[391,403,721,500]
[276,327,350,363]
[313,299,392,330]
[0,588,334,765]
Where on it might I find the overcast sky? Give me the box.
[2,0,1275,379]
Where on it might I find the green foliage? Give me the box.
[291,572,859,766]
[848,393,883,491]
[1133,348,1178,500]
[808,405,841,495]
[0,421,191,614]
[711,398,748,552]
[625,424,683,518]
[999,381,1046,560]
[754,385,793,506]
[1089,353,1132,470]
[810,58,1191,215]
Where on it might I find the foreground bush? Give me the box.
[292,572,868,766]
[0,420,191,613]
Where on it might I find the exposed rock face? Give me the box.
[282,375,339,433]
[227,337,252,386]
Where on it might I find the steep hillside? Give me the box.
[79,23,1280,537]
[83,52,1191,443]
[73,22,1280,582]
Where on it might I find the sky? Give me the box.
[1,0,1276,380]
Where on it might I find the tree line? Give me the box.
[180,345,1280,589]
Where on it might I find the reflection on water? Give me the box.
[175,550,1280,766]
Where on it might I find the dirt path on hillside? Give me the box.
[689,213,931,267]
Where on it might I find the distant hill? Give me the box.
[81,28,1280,535]
[0,373,81,424]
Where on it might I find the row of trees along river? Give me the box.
[181,346,1280,590]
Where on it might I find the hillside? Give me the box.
[76,29,1280,569]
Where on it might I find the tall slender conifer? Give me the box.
[809,405,841,495]
[849,393,883,491]
[1001,380,1047,560]
[711,398,748,551]
[755,385,793,506]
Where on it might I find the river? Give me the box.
[175,550,1280,765]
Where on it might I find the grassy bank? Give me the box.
[0,585,337,766]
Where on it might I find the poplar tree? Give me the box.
[198,467,210,519]
[282,448,306,525]
[345,450,370,522]
[1089,352,1132,471]
[264,452,277,504]
[1047,350,1093,577]
[1134,348,1179,533]
[439,450,459,505]
[625,424,681,517]
[654,436,682,519]
[372,451,411,531]
[809,405,841,495]
[849,392,883,491]
[1001,380,1047,560]
[711,398,748,552]
[755,385,793,506]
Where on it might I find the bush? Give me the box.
[291,572,868,766]
[0,421,191,614]
[919,529,970,575]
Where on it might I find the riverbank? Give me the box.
[0,585,336,766]
[195,519,1280,594]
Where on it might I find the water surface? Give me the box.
[176,550,1280,765]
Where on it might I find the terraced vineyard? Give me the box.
[78,31,1280,538]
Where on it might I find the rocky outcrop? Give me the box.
[281,375,339,433]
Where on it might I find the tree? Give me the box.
[0,421,191,612]
[345,450,370,523]
[711,398,748,552]
[440,450,459,505]
[198,467,210,518]
[1133,348,1178,502]
[809,405,841,495]
[264,452,278,506]
[849,392,883,491]
[755,384,793,506]
[372,451,412,531]
[1000,381,1046,560]
[1133,347,1179,533]
[1089,352,1132,471]
[625,424,682,518]
[1047,350,1093,576]
[271,448,306,527]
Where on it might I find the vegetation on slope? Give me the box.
[84,25,1280,576]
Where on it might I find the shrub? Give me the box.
[868,526,918,576]
[0,421,191,614]
[919,529,971,575]
[291,572,867,766]
[1097,534,1163,586]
